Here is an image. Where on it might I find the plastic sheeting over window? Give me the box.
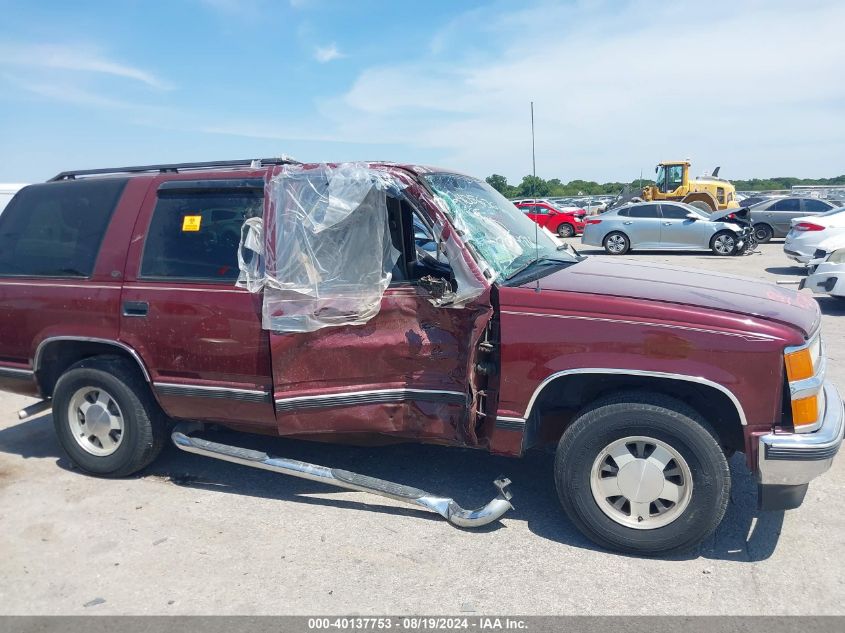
[237,163,400,332]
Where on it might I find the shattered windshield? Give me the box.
[424,173,574,280]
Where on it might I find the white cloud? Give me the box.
[311,0,845,181]
[314,43,344,63]
[0,42,169,89]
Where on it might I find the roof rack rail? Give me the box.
[48,157,301,182]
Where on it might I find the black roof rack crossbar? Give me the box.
[49,157,301,182]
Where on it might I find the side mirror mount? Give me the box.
[419,275,449,300]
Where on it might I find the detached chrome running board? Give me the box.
[171,425,513,528]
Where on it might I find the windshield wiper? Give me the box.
[505,257,572,281]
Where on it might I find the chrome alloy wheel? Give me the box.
[713,234,736,255]
[590,436,693,530]
[606,234,627,253]
[67,387,125,456]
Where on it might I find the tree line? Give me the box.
[485,173,845,198]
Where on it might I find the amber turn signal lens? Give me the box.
[792,395,819,427]
[785,348,814,382]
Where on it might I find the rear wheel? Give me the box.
[603,232,630,255]
[753,223,774,243]
[554,392,730,555]
[711,231,737,256]
[52,356,168,477]
[557,223,575,238]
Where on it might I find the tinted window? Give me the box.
[616,208,629,217]
[660,205,692,219]
[769,198,801,212]
[141,188,262,281]
[0,179,126,277]
[803,199,831,213]
[628,204,660,218]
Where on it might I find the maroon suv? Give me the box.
[0,158,841,555]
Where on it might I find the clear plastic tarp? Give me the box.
[237,163,399,332]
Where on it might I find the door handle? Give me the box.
[623,221,633,225]
[663,222,672,225]
[123,301,149,317]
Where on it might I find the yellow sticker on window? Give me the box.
[182,215,202,232]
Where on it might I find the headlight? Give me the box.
[828,248,845,264]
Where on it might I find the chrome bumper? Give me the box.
[758,383,844,487]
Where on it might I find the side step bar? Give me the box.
[18,399,52,420]
[171,425,513,528]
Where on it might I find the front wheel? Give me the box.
[557,223,575,238]
[603,232,630,255]
[554,392,730,555]
[711,231,737,256]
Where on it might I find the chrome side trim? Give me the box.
[495,416,526,431]
[154,382,270,404]
[274,388,467,413]
[502,311,779,342]
[172,424,513,528]
[522,368,748,425]
[33,337,152,383]
[0,366,34,379]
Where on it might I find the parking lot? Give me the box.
[0,241,843,616]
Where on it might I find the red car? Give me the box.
[515,200,586,237]
[0,159,840,556]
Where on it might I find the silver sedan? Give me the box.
[582,202,743,255]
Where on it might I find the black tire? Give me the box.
[753,223,774,243]
[52,356,168,478]
[603,231,630,255]
[554,391,730,556]
[557,223,575,238]
[710,230,738,256]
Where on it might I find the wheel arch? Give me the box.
[524,369,746,452]
[32,337,152,398]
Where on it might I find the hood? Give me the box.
[527,258,820,337]
[709,207,748,222]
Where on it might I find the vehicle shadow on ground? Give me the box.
[817,296,845,316]
[0,415,782,562]
[765,266,805,276]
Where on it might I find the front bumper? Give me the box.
[757,383,843,510]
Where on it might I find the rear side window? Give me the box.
[140,187,263,282]
[769,198,801,212]
[0,179,126,277]
[803,199,830,213]
[628,204,659,218]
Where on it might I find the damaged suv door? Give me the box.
[253,165,494,445]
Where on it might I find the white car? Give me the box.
[783,206,845,264]
[801,240,845,300]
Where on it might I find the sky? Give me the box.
[1,0,843,185]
